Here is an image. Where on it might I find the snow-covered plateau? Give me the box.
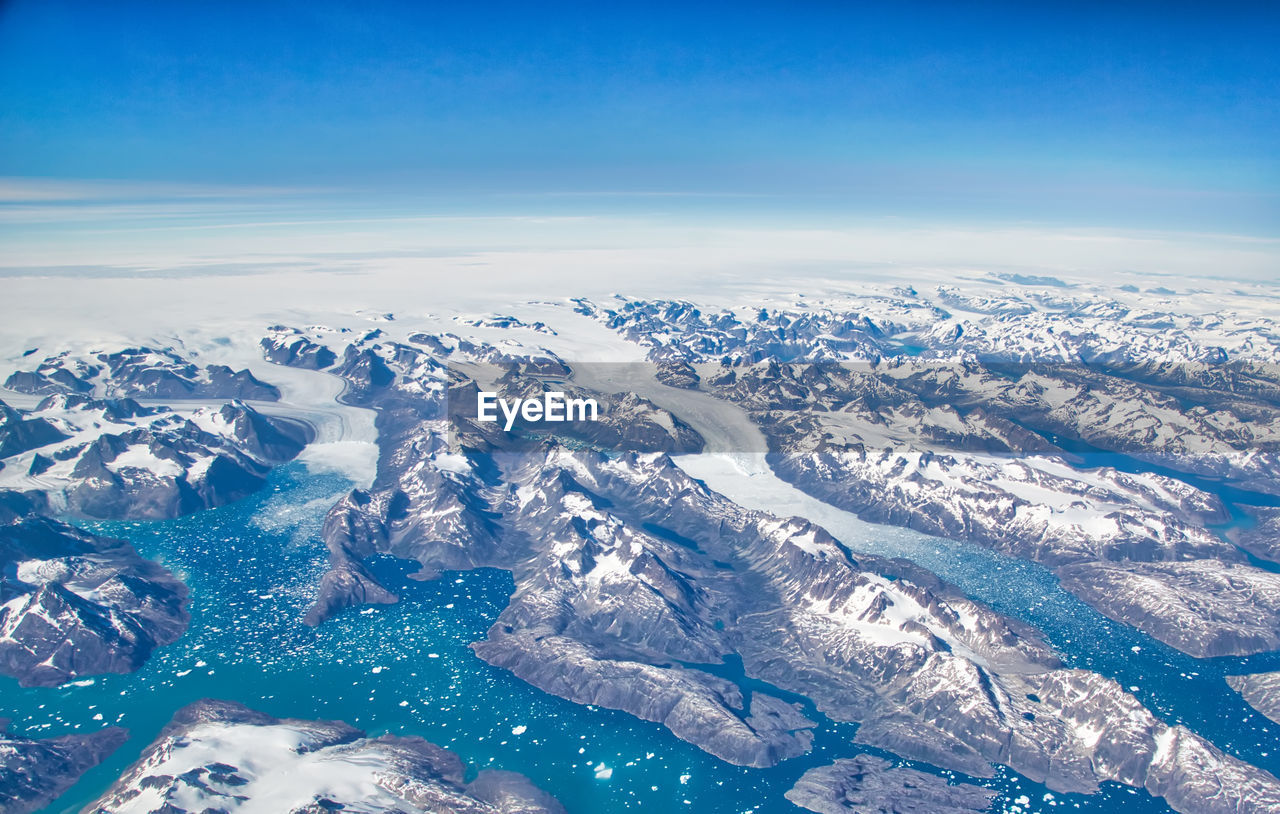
[85,699,565,814]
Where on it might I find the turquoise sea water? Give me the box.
[2,463,1276,814]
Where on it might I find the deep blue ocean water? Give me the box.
[2,463,1276,814]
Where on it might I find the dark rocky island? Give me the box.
[0,492,189,687]
[785,754,995,814]
[0,719,128,814]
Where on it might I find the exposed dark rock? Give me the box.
[784,754,995,814]
[3,353,98,396]
[0,399,67,458]
[0,396,309,521]
[1057,560,1280,658]
[1232,505,1280,565]
[301,490,399,627]
[261,327,338,370]
[663,357,1280,658]
[655,359,700,389]
[6,348,280,401]
[0,720,128,814]
[0,509,189,686]
[1226,672,1280,726]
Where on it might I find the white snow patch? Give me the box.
[107,444,184,478]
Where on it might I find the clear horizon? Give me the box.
[1,0,1278,259]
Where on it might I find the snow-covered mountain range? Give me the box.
[3,278,1280,814]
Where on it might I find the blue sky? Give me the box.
[1,1,1277,235]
